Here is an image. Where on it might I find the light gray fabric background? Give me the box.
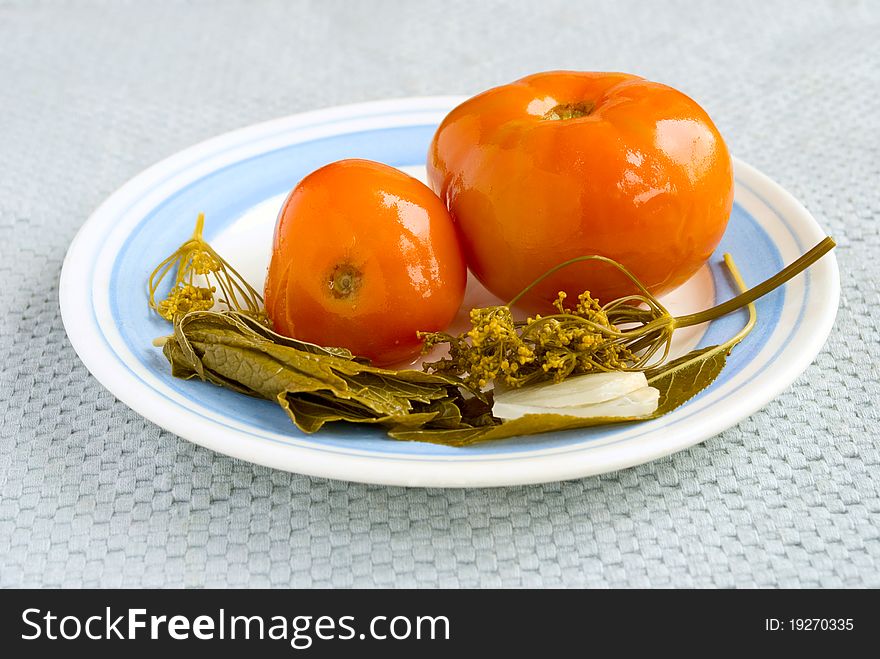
[1,0,878,588]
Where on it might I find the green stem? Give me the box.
[646,254,756,385]
[720,253,757,346]
[193,212,206,240]
[506,254,662,310]
[673,237,835,329]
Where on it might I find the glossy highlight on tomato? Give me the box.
[427,71,734,312]
[265,159,466,365]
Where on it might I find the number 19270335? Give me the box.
[765,619,854,631]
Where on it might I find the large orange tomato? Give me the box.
[427,71,734,311]
[265,159,466,365]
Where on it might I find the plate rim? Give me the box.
[59,97,840,487]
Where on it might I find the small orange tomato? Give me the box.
[427,71,734,312]
[264,159,466,365]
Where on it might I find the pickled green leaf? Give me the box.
[160,310,493,436]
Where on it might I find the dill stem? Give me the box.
[720,254,757,347]
[646,254,756,385]
[673,237,835,329]
[506,254,661,309]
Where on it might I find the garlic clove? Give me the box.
[493,385,660,421]
[494,371,649,408]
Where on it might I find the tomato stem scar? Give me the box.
[328,263,362,299]
[543,101,596,120]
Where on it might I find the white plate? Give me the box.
[59,97,839,487]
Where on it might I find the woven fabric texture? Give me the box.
[1,0,878,588]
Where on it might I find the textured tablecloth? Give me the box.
[1,0,877,588]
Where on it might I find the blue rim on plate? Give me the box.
[59,97,839,487]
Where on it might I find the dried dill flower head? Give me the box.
[422,306,535,389]
[420,289,635,390]
[156,283,215,320]
[148,213,268,325]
